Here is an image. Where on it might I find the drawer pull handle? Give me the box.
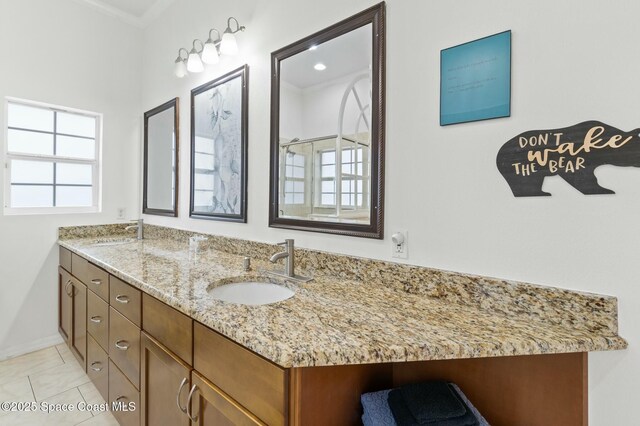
[90,316,102,323]
[115,295,129,304]
[65,280,73,296]
[91,279,102,285]
[115,396,128,403]
[90,361,103,372]
[176,377,188,414]
[115,340,129,351]
[186,385,199,422]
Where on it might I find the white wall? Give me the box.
[0,0,141,358]
[140,0,640,423]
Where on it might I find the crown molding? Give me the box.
[70,0,175,28]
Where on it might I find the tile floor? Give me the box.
[0,344,119,426]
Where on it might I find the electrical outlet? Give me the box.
[391,230,408,259]
[117,207,126,220]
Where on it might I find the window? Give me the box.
[4,98,101,214]
[284,152,305,205]
[319,147,365,208]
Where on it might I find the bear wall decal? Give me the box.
[496,121,640,197]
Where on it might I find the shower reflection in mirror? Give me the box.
[277,24,373,225]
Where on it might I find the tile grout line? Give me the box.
[77,385,96,419]
[26,375,37,402]
[54,344,67,364]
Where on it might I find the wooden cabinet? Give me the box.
[109,360,140,426]
[70,276,87,370]
[110,276,141,327]
[190,371,264,426]
[109,307,141,390]
[58,266,72,343]
[87,290,109,351]
[194,322,287,426]
[87,263,110,302]
[140,333,191,426]
[87,334,109,402]
[142,294,192,364]
[59,245,589,426]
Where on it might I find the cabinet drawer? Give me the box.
[109,360,140,426]
[87,335,109,402]
[86,263,109,302]
[194,323,287,426]
[87,291,109,351]
[110,276,141,327]
[59,247,72,272]
[142,294,192,364]
[109,307,140,390]
[71,253,89,283]
[191,371,265,426]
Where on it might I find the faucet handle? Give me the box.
[277,241,288,247]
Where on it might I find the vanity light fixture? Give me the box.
[202,29,221,64]
[220,17,243,55]
[187,40,205,73]
[173,17,246,78]
[314,63,327,71]
[174,48,189,78]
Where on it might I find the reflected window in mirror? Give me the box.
[270,3,385,238]
[143,98,179,217]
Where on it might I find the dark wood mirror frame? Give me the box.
[143,97,179,217]
[269,3,385,239]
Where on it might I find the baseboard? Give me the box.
[0,333,65,361]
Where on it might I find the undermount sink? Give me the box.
[209,281,295,306]
[93,237,136,246]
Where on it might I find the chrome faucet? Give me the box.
[270,239,295,277]
[125,219,144,240]
[268,239,312,282]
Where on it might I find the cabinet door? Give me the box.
[141,332,191,426]
[109,360,140,426]
[70,277,87,370]
[189,371,265,426]
[58,267,72,343]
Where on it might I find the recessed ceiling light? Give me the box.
[308,45,318,51]
[314,63,326,71]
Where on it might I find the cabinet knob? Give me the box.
[90,316,102,323]
[90,361,103,372]
[176,377,188,414]
[115,340,129,351]
[186,385,200,422]
[115,295,129,304]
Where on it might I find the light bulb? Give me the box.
[220,31,238,56]
[187,50,204,73]
[201,42,220,64]
[174,59,187,78]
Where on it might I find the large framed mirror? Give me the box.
[143,98,179,217]
[269,3,385,239]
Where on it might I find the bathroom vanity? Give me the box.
[57,224,626,426]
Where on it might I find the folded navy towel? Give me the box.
[401,381,465,423]
[361,384,489,426]
[388,382,479,426]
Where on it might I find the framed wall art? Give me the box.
[440,30,511,126]
[190,65,249,222]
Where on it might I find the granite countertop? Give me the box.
[58,225,627,368]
